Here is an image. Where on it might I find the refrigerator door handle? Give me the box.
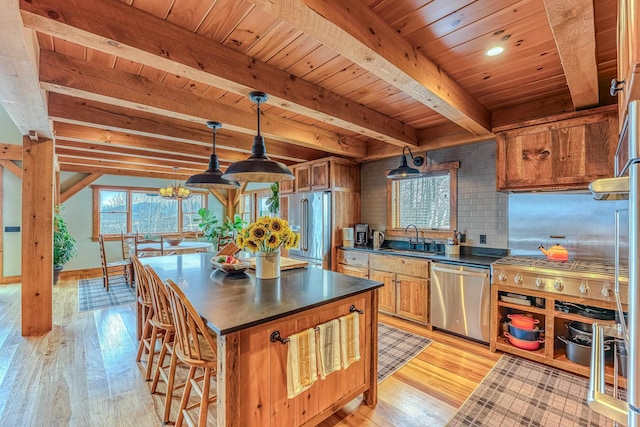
[301,198,309,252]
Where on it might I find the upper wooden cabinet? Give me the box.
[496,108,618,192]
[293,157,359,193]
[615,0,640,126]
[279,179,294,194]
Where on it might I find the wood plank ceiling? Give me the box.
[0,0,618,179]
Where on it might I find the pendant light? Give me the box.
[222,91,294,183]
[185,121,240,189]
[387,146,424,179]
[159,167,192,199]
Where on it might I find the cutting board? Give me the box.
[247,256,309,270]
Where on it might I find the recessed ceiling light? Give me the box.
[486,46,504,56]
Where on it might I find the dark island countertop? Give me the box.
[339,245,503,267]
[141,252,383,335]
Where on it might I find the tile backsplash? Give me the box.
[360,140,508,249]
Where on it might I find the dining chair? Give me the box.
[121,232,136,260]
[134,234,165,257]
[165,278,218,427]
[146,266,184,424]
[98,234,131,291]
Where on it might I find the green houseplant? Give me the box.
[53,206,78,284]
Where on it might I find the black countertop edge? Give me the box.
[339,245,505,267]
[215,285,382,336]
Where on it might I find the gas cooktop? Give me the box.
[491,256,628,303]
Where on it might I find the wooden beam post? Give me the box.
[60,173,103,204]
[21,134,54,335]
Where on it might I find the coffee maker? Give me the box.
[355,224,369,246]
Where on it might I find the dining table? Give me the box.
[141,252,382,427]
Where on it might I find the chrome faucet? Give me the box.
[404,224,420,250]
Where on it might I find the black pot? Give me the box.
[558,335,612,366]
[507,322,543,341]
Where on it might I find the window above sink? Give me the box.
[386,161,459,240]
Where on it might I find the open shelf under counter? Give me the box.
[552,350,626,389]
[497,300,546,315]
[553,310,619,325]
[495,340,546,361]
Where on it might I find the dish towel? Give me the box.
[316,319,341,379]
[339,312,361,369]
[286,328,318,399]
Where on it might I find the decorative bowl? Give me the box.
[166,238,184,246]
[210,258,251,274]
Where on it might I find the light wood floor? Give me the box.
[0,277,501,426]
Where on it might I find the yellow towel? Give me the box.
[339,312,361,369]
[286,328,318,398]
[316,319,341,379]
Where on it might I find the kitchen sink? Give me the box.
[376,248,437,257]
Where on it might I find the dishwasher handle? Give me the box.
[432,265,489,279]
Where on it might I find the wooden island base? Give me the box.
[217,291,378,427]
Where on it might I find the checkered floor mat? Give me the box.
[378,322,432,383]
[448,354,625,426]
[78,276,136,311]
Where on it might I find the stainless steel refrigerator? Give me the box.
[589,99,639,426]
[287,191,331,269]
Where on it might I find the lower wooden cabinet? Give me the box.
[336,249,430,325]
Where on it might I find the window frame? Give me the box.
[92,185,208,239]
[386,161,459,239]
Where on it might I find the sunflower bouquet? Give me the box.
[236,216,300,253]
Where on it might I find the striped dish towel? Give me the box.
[286,328,318,398]
[316,319,341,379]
[339,312,361,369]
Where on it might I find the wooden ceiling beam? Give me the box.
[249,0,492,135]
[0,160,22,178]
[48,94,320,163]
[60,163,191,180]
[20,0,415,149]
[0,0,50,138]
[53,123,279,164]
[57,157,198,177]
[55,147,221,171]
[542,0,599,109]
[60,173,102,203]
[39,50,365,158]
[0,144,23,161]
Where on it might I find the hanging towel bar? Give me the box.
[270,305,363,345]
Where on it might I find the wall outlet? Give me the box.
[479,234,487,244]
[4,226,20,232]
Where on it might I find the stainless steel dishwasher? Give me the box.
[430,262,491,343]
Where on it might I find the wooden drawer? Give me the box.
[336,264,369,279]
[337,249,369,268]
[369,253,429,277]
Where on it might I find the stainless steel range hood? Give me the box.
[589,176,629,200]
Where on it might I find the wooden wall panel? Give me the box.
[21,135,54,335]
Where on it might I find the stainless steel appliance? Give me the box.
[430,262,491,343]
[588,100,639,426]
[491,256,629,305]
[287,191,331,269]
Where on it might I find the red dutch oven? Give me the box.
[504,332,544,351]
[507,314,540,330]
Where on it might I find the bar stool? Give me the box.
[133,260,162,381]
[165,278,218,427]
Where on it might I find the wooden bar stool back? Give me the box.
[134,259,156,376]
[145,266,180,424]
[131,256,152,341]
[165,278,218,427]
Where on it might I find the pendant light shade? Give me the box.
[387,146,424,179]
[222,91,294,183]
[159,167,192,199]
[185,121,240,189]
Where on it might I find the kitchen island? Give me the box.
[141,252,382,427]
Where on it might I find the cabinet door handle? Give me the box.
[610,78,625,96]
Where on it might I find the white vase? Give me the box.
[255,252,280,279]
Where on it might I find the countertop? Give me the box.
[339,245,503,267]
[141,252,383,335]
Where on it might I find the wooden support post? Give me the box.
[21,135,54,336]
[227,189,236,218]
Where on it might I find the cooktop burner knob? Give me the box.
[579,282,590,295]
[601,285,613,298]
[514,273,523,284]
[535,278,545,289]
[498,271,507,282]
[554,280,564,292]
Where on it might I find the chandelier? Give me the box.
[159,167,192,199]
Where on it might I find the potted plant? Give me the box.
[53,206,78,284]
[265,183,279,214]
